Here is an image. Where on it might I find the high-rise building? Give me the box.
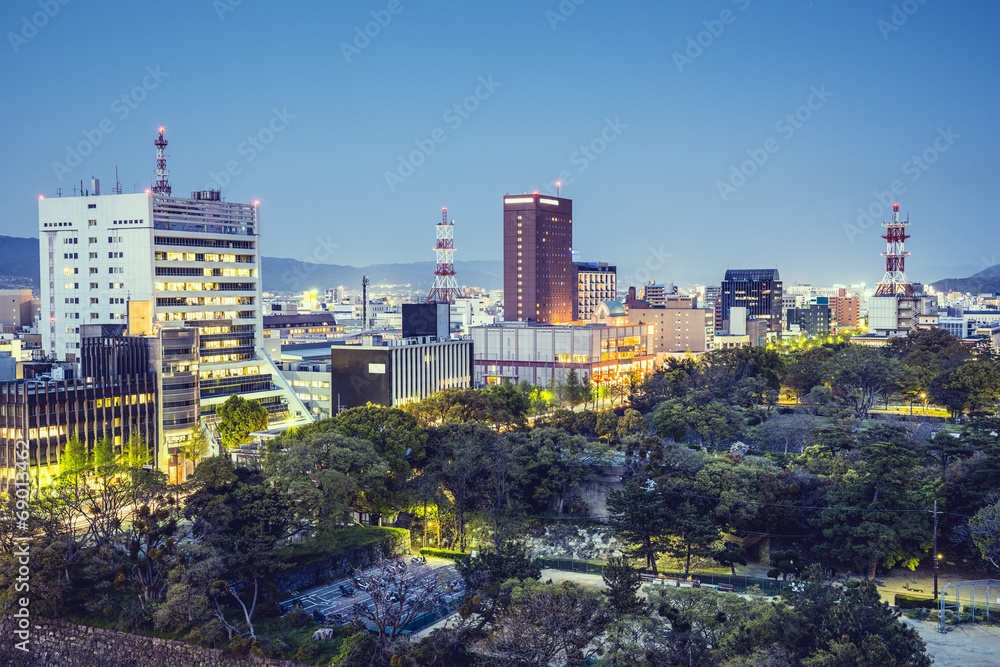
[717,269,783,333]
[38,138,311,447]
[573,262,616,322]
[503,194,574,324]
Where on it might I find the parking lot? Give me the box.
[282,556,465,624]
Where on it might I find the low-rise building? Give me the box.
[330,335,473,410]
[1,374,157,494]
[470,321,654,388]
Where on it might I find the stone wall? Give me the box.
[0,618,308,667]
[525,524,623,561]
[276,529,409,592]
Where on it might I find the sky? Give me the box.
[1,0,997,289]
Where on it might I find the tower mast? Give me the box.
[427,207,461,303]
[152,126,172,195]
[873,203,913,297]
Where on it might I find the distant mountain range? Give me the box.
[0,235,501,293]
[261,257,502,293]
[3,233,993,295]
[930,264,1000,295]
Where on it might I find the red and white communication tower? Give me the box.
[873,203,913,297]
[427,208,461,303]
[152,126,172,195]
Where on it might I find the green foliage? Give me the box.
[893,593,937,610]
[418,547,470,562]
[602,556,645,616]
[607,481,671,572]
[283,606,312,628]
[181,427,211,469]
[215,394,269,450]
[265,429,389,537]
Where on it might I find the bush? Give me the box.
[284,606,312,628]
[419,547,470,562]
[894,593,936,610]
[296,640,320,662]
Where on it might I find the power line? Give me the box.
[651,487,973,518]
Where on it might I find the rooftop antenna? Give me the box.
[152,126,172,195]
[362,275,369,331]
[115,165,122,195]
[556,180,561,197]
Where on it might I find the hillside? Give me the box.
[0,235,501,293]
[261,257,502,292]
[930,264,1000,294]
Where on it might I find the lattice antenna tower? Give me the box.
[427,207,461,303]
[152,126,172,195]
[873,202,913,297]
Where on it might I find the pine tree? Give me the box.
[602,556,645,615]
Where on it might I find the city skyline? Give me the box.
[1,1,997,288]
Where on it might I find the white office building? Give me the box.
[39,186,311,432]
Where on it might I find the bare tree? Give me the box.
[350,553,450,656]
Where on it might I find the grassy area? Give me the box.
[276,525,410,568]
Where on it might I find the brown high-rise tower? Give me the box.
[503,193,573,323]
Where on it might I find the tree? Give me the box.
[564,368,583,407]
[947,360,1000,414]
[664,500,720,577]
[479,580,610,666]
[824,347,906,420]
[596,411,619,439]
[969,494,1000,571]
[215,395,268,451]
[183,456,290,641]
[512,427,608,515]
[602,556,645,616]
[265,431,387,538]
[181,426,212,472]
[617,408,648,438]
[713,543,748,576]
[58,432,90,490]
[349,553,448,657]
[329,405,428,518]
[427,423,494,550]
[786,567,930,667]
[456,541,541,627]
[607,481,671,573]
[768,549,805,581]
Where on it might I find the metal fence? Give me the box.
[534,557,796,595]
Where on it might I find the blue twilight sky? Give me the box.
[1,0,997,288]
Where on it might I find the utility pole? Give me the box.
[933,499,939,599]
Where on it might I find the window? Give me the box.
[87,204,96,209]
[88,220,97,227]
[89,268,98,274]
[89,237,97,244]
